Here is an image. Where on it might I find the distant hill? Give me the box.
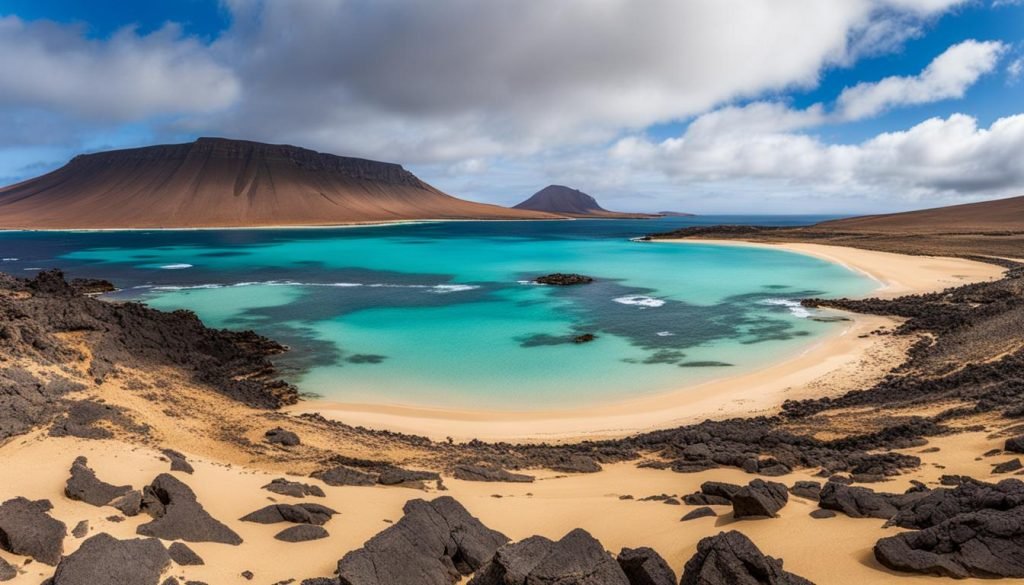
[818,195,1024,233]
[0,137,554,229]
[512,185,656,218]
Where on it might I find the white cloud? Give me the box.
[0,16,239,121]
[611,111,1024,199]
[836,40,1006,120]
[1009,58,1024,83]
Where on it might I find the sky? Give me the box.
[0,0,1022,214]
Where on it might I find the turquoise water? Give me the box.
[0,218,876,409]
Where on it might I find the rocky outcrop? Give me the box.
[137,474,242,545]
[731,480,788,519]
[681,507,717,522]
[49,533,170,585]
[337,496,508,585]
[0,497,66,565]
[875,506,1024,578]
[240,503,337,525]
[112,491,143,517]
[0,556,15,581]
[680,531,813,585]
[617,546,676,585]
[312,465,377,487]
[887,477,1024,530]
[275,525,330,543]
[161,449,194,474]
[534,273,594,286]
[313,457,440,488]
[64,456,132,507]
[0,367,85,441]
[789,481,821,501]
[469,529,629,585]
[265,427,301,446]
[168,542,204,566]
[262,478,326,498]
[453,465,535,483]
[818,481,927,520]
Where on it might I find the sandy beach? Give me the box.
[0,421,1014,585]
[287,241,1005,441]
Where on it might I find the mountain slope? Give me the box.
[513,185,655,218]
[0,138,554,229]
[818,195,1024,233]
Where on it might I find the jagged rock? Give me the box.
[682,494,731,506]
[454,465,535,483]
[64,456,132,507]
[681,507,717,522]
[875,506,1024,578]
[993,458,1022,473]
[680,531,814,585]
[168,542,204,565]
[0,556,16,581]
[1005,436,1024,454]
[0,497,66,565]
[162,578,179,585]
[470,529,629,585]
[137,474,242,545]
[534,274,594,286]
[72,520,89,538]
[49,400,139,440]
[312,465,376,487]
[551,454,602,473]
[50,533,170,585]
[701,482,743,501]
[887,477,1024,529]
[241,572,253,580]
[617,546,676,585]
[809,509,836,519]
[112,490,143,516]
[161,449,194,474]
[262,478,326,498]
[275,525,329,542]
[732,480,788,519]
[376,467,440,486]
[818,481,926,520]
[265,427,301,446]
[337,496,508,585]
[789,481,821,501]
[240,503,337,525]
[302,579,337,585]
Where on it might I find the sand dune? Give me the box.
[0,138,556,229]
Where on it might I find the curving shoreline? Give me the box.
[287,241,1004,441]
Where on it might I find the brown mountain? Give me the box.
[818,195,1024,233]
[0,137,555,229]
[513,185,656,218]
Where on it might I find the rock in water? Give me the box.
[533,273,594,286]
[240,503,337,525]
[732,480,789,519]
[874,506,1024,578]
[470,529,629,585]
[65,456,132,507]
[0,497,66,565]
[617,546,677,585]
[136,474,242,545]
[337,496,508,585]
[50,533,170,585]
[262,478,327,498]
[680,531,814,585]
[275,525,330,542]
[453,465,535,483]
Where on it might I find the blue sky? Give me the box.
[1,0,1022,214]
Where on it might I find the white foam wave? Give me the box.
[1,257,17,261]
[429,284,480,293]
[761,298,811,319]
[144,280,479,293]
[159,263,193,270]
[656,331,675,337]
[613,295,665,308]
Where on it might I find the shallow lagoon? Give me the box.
[0,217,876,409]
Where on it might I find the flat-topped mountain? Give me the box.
[0,137,553,229]
[513,185,656,218]
[818,194,1024,233]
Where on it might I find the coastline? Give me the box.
[287,241,1005,442]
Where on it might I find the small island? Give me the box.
[533,273,594,285]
